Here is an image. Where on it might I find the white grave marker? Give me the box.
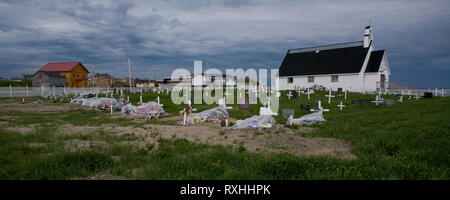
[259,99,278,116]
[440,89,447,97]
[310,100,329,113]
[414,94,421,100]
[286,91,293,99]
[325,89,335,104]
[157,96,163,106]
[306,88,312,100]
[337,101,345,110]
[371,96,383,106]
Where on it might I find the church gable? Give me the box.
[365,50,385,73]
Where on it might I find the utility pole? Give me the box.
[93,64,96,88]
[128,57,132,92]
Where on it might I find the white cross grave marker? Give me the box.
[337,101,345,111]
[372,96,384,106]
[397,96,403,102]
[434,88,439,96]
[325,89,335,104]
[157,96,163,106]
[287,91,293,99]
[259,99,278,116]
[182,112,187,126]
[310,100,329,113]
[414,94,421,100]
[440,89,447,97]
[306,88,312,100]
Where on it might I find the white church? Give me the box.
[277,26,390,92]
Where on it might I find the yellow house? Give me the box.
[38,62,89,87]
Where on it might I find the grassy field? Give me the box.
[0,90,449,180]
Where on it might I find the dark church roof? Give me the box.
[278,41,384,77]
[365,50,384,73]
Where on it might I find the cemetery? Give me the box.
[0,86,449,180]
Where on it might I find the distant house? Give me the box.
[136,79,156,88]
[31,71,66,87]
[9,78,22,82]
[22,73,34,80]
[114,77,136,87]
[191,73,237,88]
[38,62,89,88]
[90,73,113,87]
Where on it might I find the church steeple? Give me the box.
[364,26,373,48]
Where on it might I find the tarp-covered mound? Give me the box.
[72,97,119,108]
[231,115,276,129]
[186,107,229,124]
[286,112,325,125]
[121,102,165,116]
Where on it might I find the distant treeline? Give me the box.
[0,79,32,87]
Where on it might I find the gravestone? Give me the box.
[239,98,251,110]
[351,99,363,105]
[292,91,298,99]
[300,104,310,110]
[282,109,294,118]
[424,92,432,98]
[384,99,395,105]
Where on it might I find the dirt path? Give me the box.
[0,101,356,159]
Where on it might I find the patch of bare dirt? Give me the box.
[64,139,107,152]
[142,122,356,159]
[58,124,101,135]
[2,125,37,134]
[158,115,182,121]
[28,142,48,148]
[0,102,76,112]
[54,119,355,159]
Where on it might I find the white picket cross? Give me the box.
[306,88,312,100]
[325,89,335,104]
[440,89,447,97]
[337,101,345,110]
[287,91,293,99]
[372,96,383,106]
[183,112,187,126]
[344,90,347,100]
[310,100,329,113]
[414,94,421,100]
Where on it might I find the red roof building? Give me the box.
[37,62,90,88]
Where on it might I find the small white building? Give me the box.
[277,26,390,92]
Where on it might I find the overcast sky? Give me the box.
[0,0,449,88]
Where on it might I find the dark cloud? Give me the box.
[0,0,449,88]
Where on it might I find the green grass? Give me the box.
[0,91,449,179]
